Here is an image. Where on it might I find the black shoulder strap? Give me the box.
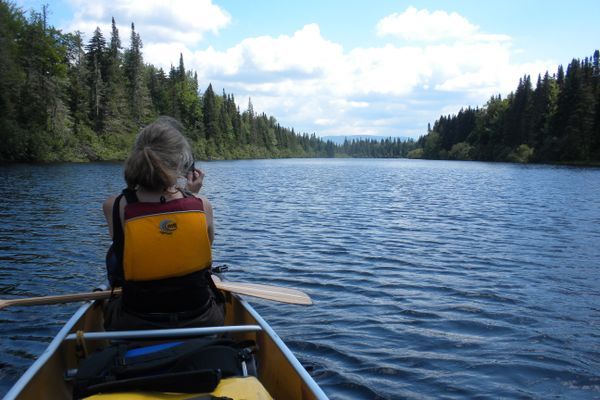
[123,188,139,204]
[106,193,126,287]
[112,193,124,254]
[113,188,137,252]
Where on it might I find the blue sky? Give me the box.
[17,0,600,139]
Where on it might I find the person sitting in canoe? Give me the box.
[102,116,225,330]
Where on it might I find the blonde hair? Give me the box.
[124,117,194,191]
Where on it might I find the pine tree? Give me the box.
[244,97,257,144]
[559,59,596,161]
[172,54,203,137]
[65,31,90,134]
[504,75,533,149]
[103,17,132,135]
[202,83,218,141]
[146,65,169,115]
[85,27,107,133]
[124,22,150,126]
[530,72,558,160]
[0,1,27,160]
[20,7,71,158]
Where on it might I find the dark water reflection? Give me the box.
[0,159,599,399]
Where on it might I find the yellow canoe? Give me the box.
[4,290,328,400]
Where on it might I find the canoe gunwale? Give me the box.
[238,297,329,400]
[3,302,93,400]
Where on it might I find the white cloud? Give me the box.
[187,24,343,81]
[61,3,557,139]
[376,6,510,43]
[178,18,554,137]
[66,0,230,46]
[315,118,336,126]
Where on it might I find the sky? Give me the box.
[16,0,600,139]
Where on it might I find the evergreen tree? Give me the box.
[65,31,90,134]
[19,7,71,159]
[173,54,203,138]
[0,1,27,160]
[147,65,170,116]
[558,59,596,161]
[85,27,107,133]
[413,51,599,164]
[103,17,132,135]
[530,72,558,160]
[202,83,218,140]
[124,22,150,126]
[504,75,533,149]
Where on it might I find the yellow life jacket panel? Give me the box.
[122,197,212,281]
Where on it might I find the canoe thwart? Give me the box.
[64,325,263,341]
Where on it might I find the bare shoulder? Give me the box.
[103,195,118,215]
[102,195,120,238]
[194,194,213,211]
[103,194,127,221]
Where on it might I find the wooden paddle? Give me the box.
[211,275,312,305]
[0,276,312,310]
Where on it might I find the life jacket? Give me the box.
[107,189,215,314]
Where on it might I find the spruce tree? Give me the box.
[202,83,218,140]
[124,22,150,126]
[85,27,107,133]
[104,17,132,135]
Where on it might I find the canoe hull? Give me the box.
[5,291,327,400]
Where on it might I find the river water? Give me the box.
[0,159,599,399]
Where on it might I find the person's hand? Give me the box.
[186,168,204,194]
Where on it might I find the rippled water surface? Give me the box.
[1,159,599,399]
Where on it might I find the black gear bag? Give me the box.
[72,337,257,399]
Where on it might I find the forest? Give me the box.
[410,52,600,164]
[0,1,415,162]
[1,0,598,164]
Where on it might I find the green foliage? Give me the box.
[414,52,600,164]
[423,132,442,159]
[339,137,417,158]
[0,1,419,163]
[507,144,534,163]
[3,1,598,166]
[407,148,423,159]
[448,142,473,160]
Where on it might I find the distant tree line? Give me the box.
[340,137,416,158]
[410,51,600,164]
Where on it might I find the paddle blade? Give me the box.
[212,275,312,305]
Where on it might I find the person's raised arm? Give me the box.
[186,168,214,244]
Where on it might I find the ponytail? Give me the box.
[124,118,192,191]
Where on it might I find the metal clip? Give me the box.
[212,264,230,274]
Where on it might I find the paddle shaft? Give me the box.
[0,277,311,310]
[0,289,118,310]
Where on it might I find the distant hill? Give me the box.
[321,135,414,144]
